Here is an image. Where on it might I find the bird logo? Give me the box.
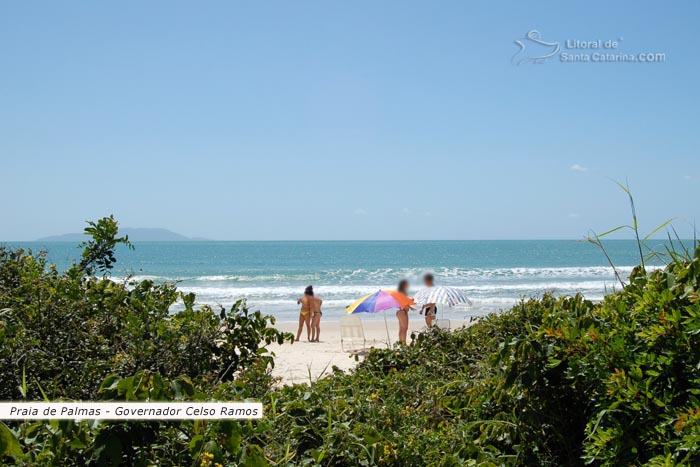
[512,30,560,65]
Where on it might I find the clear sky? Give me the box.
[1,1,698,240]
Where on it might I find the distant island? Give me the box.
[37,228,208,242]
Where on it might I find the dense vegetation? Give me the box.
[2,216,700,466]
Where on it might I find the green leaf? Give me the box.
[116,375,135,400]
[18,366,27,399]
[99,375,122,398]
[242,445,269,467]
[94,432,123,467]
[189,435,203,457]
[595,225,629,238]
[220,421,242,453]
[35,380,50,402]
[0,422,22,458]
[67,438,87,449]
[170,380,184,400]
[642,218,675,243]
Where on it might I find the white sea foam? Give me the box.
[114,265,657,285]
[178,280,617,298]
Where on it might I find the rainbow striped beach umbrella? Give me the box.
[346,290,415,345]
[346,290,415,314]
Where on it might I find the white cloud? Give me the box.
[424,211,432,217]
[684,175,692,181]
[402,207,411,215]
[570,164,588,172]
[568,213,580,219]
[354,208,367,216]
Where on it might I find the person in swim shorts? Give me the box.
[419,273,438,328]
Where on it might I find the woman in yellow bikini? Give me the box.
[296,285,314,342]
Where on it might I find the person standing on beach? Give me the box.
[419,273,438,328]
[296,285,315,342]
[396,279,413,345]
[310,289,323,342]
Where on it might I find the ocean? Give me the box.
[9,240,666,322]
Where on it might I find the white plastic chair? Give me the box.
[340,315,366,352]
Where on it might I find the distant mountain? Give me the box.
[37,228,207,242]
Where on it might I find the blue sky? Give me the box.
[1,1,698,240]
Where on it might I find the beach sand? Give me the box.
[269,318,473,385]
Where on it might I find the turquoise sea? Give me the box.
[9,240,669,322]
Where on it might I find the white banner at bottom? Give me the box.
[0,402,263,420]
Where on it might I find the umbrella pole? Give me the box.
[383,310,391,348]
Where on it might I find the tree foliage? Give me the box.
[78,215,133,276]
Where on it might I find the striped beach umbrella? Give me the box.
[413,286,472,319]
[346,290,415,345]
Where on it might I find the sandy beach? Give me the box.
[268,318,473,384]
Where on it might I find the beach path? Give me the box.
[269,318,471,384]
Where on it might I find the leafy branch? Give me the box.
[77,215,133,276]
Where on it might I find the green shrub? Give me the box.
[0,217,292,466]
[0,216,291,401]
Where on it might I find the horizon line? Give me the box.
[3,237,690,243]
